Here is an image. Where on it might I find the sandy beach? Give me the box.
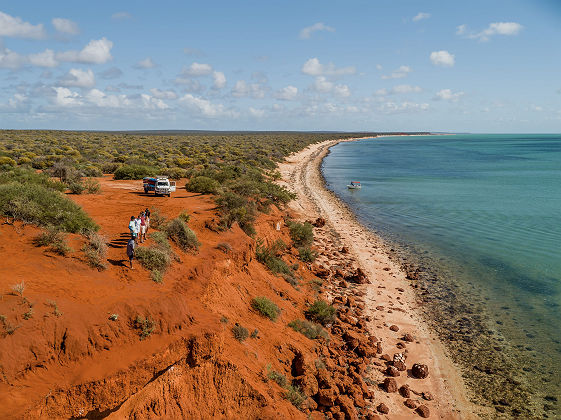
[279,137,479,419]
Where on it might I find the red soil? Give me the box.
[0,177,318,419]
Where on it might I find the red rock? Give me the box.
[318,388,338,407]
[422,391,434,401]
[394,360,407,371]
[380,354,391,362]
[417,405,430,418]
[340,246,349,254]
[396,342,406,349]
[412,363,429,379]
[314,217,326,227]
[382,377,398,393]
[402,333,415,342]
[404,399,417,409]
[366,414,382,420]
[368,335,379,344]
[333,412,345,420]
[376,342,383,354]
[399,384,411,398]
[377,403,389,414]
[302,397,318,411]
[316,369,336,389]
[294,374,319,397]
[336,394,358,420]
[389,325,399,332]
[386,366,400,377]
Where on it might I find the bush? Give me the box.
[162,167,187,180]
[134,316,155,340]
[266,366,287,387]
[83,232,107,270]
[150,270,163,283]
[232,324,249,342]
[164,218,200,251]
[256,240,292,277]
[285,385,306,409]
[216,242,232,253]
[135,246,170,271]
[305,300,336,325]
[288,221,314,247]
[68,181,85,194]
[0,182,97,233]
[186,176,220,194]
[298,246,317,263]
[251,297,280,321]
[114,164,157,180]
[178,211,190,223]
[34,229,72,256]
[83,178,101,194]
[149,208,167,229]
[288,319,329,340]
[150,231,171,253]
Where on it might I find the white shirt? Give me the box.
[135,219,141,233]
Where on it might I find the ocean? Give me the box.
[322,134,561,417]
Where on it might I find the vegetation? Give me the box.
[109,314,119,321]
[298,246,317,263]
[231,323,249,342]
[148,208,167,229]
[304,300,336,325]
[256,239,291,276]
[134,316,155,340]
[150,270,163,284]
[114,164,157,180]
[288,319,329,340]
[285,385,306,409]
[46,300,62,317]
[0,167,97,233]
[251,297,280,321]
[216,242,232,253]
[34,228,72,256]
[11,282,25,297]
[135,246,170,271]
[266,365,287,388]
[164,218,200,251]
[288,221,314,248]
[186,176,220,194]
[82,232,107,270]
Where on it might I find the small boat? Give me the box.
[347,181,361,189]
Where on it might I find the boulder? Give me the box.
[417,405,431,418]
[386,366,400,377]
[394,360,407,371]
[422,391,434,401]
[294,374,319,397]
[402,333,415,342]
[404,399,417,409]
[382,377,398,393]
[313,217,326,227]
[412,363,429,379]
[389,325,399,332]
[336,394,358,420]
[399,384,411,398]
[318,388,338,407]
[376,403,389,414]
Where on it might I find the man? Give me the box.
[128,216,136,240]
[140,212,147,243]
[144,208,151,233]
[134,214,141,243]
[127,237,136,269]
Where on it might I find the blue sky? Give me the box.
[1,0,560,132]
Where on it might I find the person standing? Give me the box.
[144,208,151,233]
[134,214,141,244]
[127,237,136,269]
[128,216,137,240]
[140,212,147,243]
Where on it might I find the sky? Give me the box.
[1,0,561,132]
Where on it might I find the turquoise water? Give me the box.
[323,134,561,416]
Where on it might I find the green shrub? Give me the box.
[305,300,336,325]
[114,164,157,180]
[256,240,292,277]
[135,246,170,271]
[82,232,107,270]
[216,242,232,253]
[81,165,103,178]
[83,178,101,194]
[288,221,314,247]
[162,167,187,180]
[0,157,16,166]
[150,231,172,253]
[251,297,280,321]
[149,207,167,229]
[285,385,306,409]
[215,191,256,232]
[34,229,72,256]
[298,246,317,263]
[0,182,97,233]
[288,319,329,340]
[0,167,65,191]
[134,316,155,340]
[164,218,200,251]
[266,366,287,387]
[232,323,249,342]
[178,211,190,223]
[186,176,220,194]
[68,181,85,194]
[150,270,163,283]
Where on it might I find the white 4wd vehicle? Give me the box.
[143,177,176,196]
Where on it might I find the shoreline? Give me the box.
[278,136,479,419]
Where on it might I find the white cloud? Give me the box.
[111,12,132,20]
[60,68,96,88]
[301,57,355,77]
[100,67,122,79]
[184,62,213,77]
[376,64,383,71]
[391,84,422,94]
[86,89,131,108]
[57,38,113,64]
[231,80,267,99]
[141,94,169,110]
[458,22,523,42]
[378,101,429,113]
[179,94,233,117]
[52,87,82,107]
[212,71,226,89]
[0,93,29,113]
[0,47,25,69]
[299,22,335,39]
[312,76,333,93]
[275,85,298,100]
[381,65,412,79]
[434,88,464,101]
[0,11,46,39]
[28,49,58,67]
[334,84,351,97]
[374,88,388,96]
[135,57,156,69]
[412,12,431,22]
[249,107,265,117]
[149,88,177,100]
[430,50,455,67]
[52,18,79,35]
